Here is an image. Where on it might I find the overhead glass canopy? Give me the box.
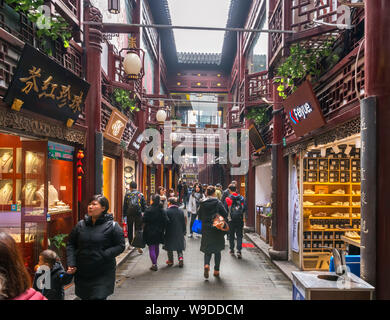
[167,0,231,53]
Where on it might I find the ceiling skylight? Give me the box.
[167,0,231,53]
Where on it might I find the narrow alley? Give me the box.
[109,216,292,300]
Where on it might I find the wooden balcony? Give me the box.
[246,70,272,107]
[268,0,364,70]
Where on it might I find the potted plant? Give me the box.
[112,88,140,114]
[49,233,68,265]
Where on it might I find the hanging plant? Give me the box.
[246,107,270,128]
[113,88,140,113]
[4,0,72,55]
[275,41,339,99]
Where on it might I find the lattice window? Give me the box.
[0,40,20,89]
[317,54,364,119]
[248,71,271,103]
[269,0,283,59]
[64,44,83,77]
[62,0,78,16]
[291,0,339,32]
[19,12,34,45]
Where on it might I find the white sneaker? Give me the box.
[188,234,193,238]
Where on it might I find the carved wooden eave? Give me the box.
[283,117,361,157]
[0,105,86,146]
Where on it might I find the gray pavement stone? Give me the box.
[108,214,292,300]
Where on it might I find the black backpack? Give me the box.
[229,195,244,222]
[126,191,142,216]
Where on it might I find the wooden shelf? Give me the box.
[309,216,361,219]
[304,182,352,185]
[340,235,361,248]
[305,228,360,232]
[304,206,351,208]
[303,194,351,196]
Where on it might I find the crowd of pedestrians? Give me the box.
[0,178,246,300]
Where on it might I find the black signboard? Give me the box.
[4,44,90,126]
[249,124,266,153]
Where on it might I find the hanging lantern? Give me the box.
[120,47,145,81]
[76,150,85,202]
[156,109,167,122]
[123,52,142,78]
[108,0,120,14]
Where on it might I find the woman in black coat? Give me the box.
[66,195,125,300]
[163,197,187,267]
[198,186,228,279]
[143,194,168,271]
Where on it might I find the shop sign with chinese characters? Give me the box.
[4,44,90,127]
[283,81,325,138]
[103,108,129,144]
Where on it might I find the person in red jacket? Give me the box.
[225,184,247,259]
[0,232,47,300]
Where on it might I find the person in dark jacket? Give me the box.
[225,185,247,259]
[163,197,186,267]
[198,186,228,279]
[143,194,168,271]
[123,181,147,254]
[66,195,125,300]
[33,249,73,300]
[177,180,183,205]
[221,180,237,210]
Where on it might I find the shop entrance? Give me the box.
[0,132,75,274]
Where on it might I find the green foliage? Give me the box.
[246,107,270,128]
[113,88,139,113]
[5,0,72,55]
[49,233,68,251]
[275,42,339,99]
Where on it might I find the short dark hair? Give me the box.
[168,197,178,205]
[0,232,31,299]
[206,186,216,196]
[228,184,237,192]
[130,181,137,189]
[89,194,109,214]
[40,249,58,268]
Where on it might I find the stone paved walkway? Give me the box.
[109,215,292,300]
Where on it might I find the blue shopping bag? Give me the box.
[192,219,202,234]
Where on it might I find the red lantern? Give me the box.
[76,150,84,202]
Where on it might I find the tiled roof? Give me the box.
[177,52,222,65]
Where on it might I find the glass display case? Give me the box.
[0,133,76,274]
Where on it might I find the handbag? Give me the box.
[131,230,145,248]
[213,214,229,232]
[191,219,202,234]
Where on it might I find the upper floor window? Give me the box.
[247,12,268,74]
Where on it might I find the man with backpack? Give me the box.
[225,184,247,259]
[123,181,147,254]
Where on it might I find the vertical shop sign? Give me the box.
[290,165,300,253]
[150,168,155,195]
